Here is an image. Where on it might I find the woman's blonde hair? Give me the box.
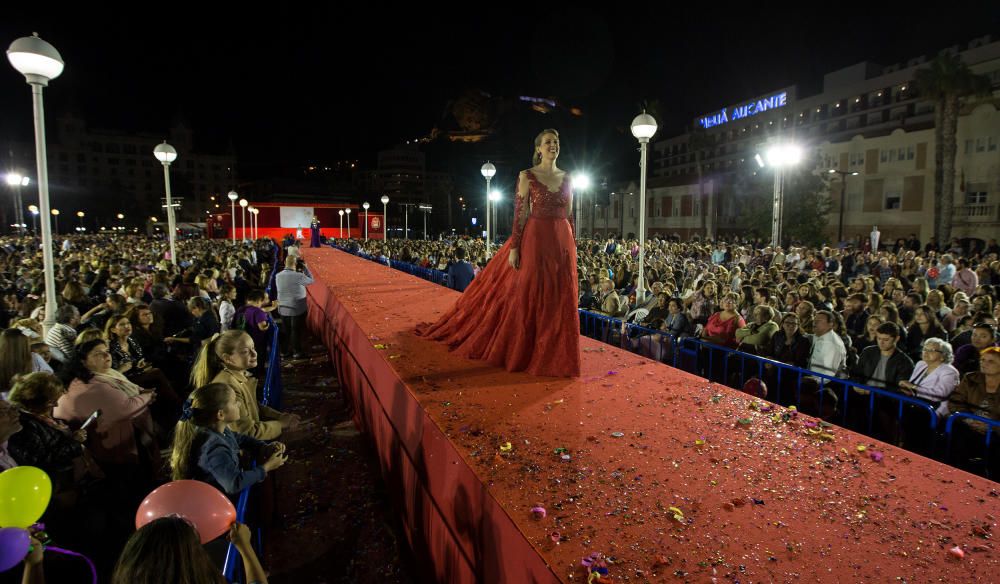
[532,129,560,166]
[75,328,106,346]
[190,330,250,388]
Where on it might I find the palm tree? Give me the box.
[688,126,713,240]
[915,54,991,244]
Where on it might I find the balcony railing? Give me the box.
[954,204,998,222]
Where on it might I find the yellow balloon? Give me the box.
[0,467,52,528]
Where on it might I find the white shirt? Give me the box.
[809,330,847,378]
[219,300,235,332]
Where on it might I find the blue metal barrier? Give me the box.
[671,335,940,438]
[945,412,999,478]
[222,240,284,583]
[329,244,450,287]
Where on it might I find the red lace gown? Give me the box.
[416,169,581,377]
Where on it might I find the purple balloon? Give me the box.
[0,527,30,572]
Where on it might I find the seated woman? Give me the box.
[105,313,180,424]
[854,314,885,353]
[630,297,689,362]
[903,306,949,362]
[165,297,221,354]
[734,305,779,355]
[697,293,745,382]
[111,517,268,584]
[761,313,813,405]
[54,339,156,470]
[946,347,1000,475]
[6,373,99,493]
[700,293,745,349]
[0,328,53,398]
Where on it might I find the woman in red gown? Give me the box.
[416,129,581,377]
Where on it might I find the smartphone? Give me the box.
[80,409,102,430]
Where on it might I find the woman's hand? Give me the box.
[72,429,87,443]
[279,412,301,430]
[262,442,286,459]
[257,320,270,331]
[508,248,520,270]
[228,522,254,549]
[119,361,133,374]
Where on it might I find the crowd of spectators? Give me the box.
[0,232,309,583]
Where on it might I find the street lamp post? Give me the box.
[227,191,238,242]
[828,169,859,245]
[51,209,59,235]
[28,205,38,234]
[239,198,248,241]
[76,210,84,231]
[250,207,259,240]
[631,112,658,304]
[488,191,500,242]
[481,162,496,257]
[571,174,591,241]
[759,143,803,248]
[362,202,370,241]
[153,141,179,265]
[338,210,344,238]
[419,204,433,240]
[7,33,64,333]
[345,207,352,239]
[380,195,389,240]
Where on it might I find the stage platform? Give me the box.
[302,246,999,583]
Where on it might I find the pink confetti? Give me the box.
[949,546,965,559]
[530,506,547,519]
[870,451,884,463]
[607,371,618,375]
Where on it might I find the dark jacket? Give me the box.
[767,330,813,369]
[192,427,267,495]
[850,346,914,392]
[844,309,869,342]
[7,412,84,488]
[446,261,475,292]
[903,324,948,362]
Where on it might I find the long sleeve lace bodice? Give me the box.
[510,170,574,250]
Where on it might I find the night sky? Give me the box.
[1,6,996,182]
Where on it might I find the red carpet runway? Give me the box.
[303,246,999,583]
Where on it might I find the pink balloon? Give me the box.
[135,480,236,544]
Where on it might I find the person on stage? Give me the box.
[417,129,580,377]
[310,215,321,248]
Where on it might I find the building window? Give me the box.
[885,192,901,210]
[880,150,888,163]
[976,138,985,153]
[907,146,914,160]
[107,158,120,165]
[106,143,120,154]
[966,191,987,205]
[123,144,137,154]
[990,137,998,152]
[965,139,974,155]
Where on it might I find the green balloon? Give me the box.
[0,467,52,528]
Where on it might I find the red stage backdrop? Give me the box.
[210,202,385,240]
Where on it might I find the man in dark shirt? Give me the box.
[843,293,870,344]
[445,248,475,293]
[848,322,914,441]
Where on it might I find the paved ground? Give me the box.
[264,340,419,584]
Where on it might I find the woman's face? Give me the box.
[704,283,716,296]
[796,303,810,318]
[922,343,944,365]
[113,318,132,338]
[915,310,928,325]
[668,300,680,314]
[867,318,882,335]
[84,343,113,374]
[798,285,809,297]
[785,293,796,307]
[536,133,560,163]
[223,335,258,371]
[720,296,736,311]
[137,309,154,326]
[781,317,799,336]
